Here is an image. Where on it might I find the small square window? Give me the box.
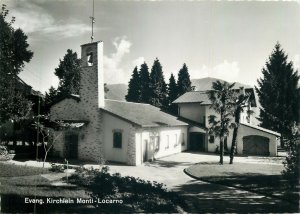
[113,131,122,148]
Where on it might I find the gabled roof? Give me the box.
[174,77,257,106]
[241,122,281,137]
[50,94,80,106]
[102,100,188,127]
[173,91,211,104]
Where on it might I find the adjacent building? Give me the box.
[173,78,280,156]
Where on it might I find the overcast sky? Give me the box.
[4,0,300,93]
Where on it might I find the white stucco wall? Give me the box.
[134,126,188,165]
[238,124,278,156]
[178,103,206,124]
[205,124,278,156]
[102,112,133,164]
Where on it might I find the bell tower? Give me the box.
[80,41,104,108]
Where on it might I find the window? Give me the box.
[174,134,178,147]
[165,135,169,150]
[87,52,93,66]
[181,133,185,145]
[203,116,206,127]
[209,135,215,143]
[151,136,160,152]
[113,131,122,148]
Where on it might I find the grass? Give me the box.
[185,162,299,204]
[0,162,49,177]
[0,162,88,198]
[0,162,92,213]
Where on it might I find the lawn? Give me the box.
[0,162,188,213]
[185,162,299,205]
[0,162,91,213]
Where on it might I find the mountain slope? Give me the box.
[105,84,127,101]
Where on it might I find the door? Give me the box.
[190,132,205,151]
[243,135,269,156]
[65,133,79,159]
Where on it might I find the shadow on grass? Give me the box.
[173,179,299,213]
[144,160,192,168]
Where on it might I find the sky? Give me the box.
[3,0,300,93]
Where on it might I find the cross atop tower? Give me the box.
[89,0,95,43]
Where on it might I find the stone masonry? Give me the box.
[50,41,105,162]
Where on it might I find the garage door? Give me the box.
[243,135,270,156]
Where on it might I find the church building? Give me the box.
[50,41,189,165]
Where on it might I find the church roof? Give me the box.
[102,100,188,127]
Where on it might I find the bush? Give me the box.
[68,166,187,212]
[282,134,300,188]
[49,163,65,172]
[0,145,8,155]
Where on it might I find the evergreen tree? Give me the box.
[139,62,151,103]
[255,43,299,141]
[0,4,33,125]
[125,66,141,102]
[177,63,193,96]
[45,86,58,113]
[167,73,178,115]
[149,58,168,109]
[54,49,81,96]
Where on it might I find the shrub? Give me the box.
[49,163,65,172]
[68,166,187,212]
[0,145,8,155]
[282,134,300,188]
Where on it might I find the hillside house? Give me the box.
[173,78,280,156]
[50,41,188,165]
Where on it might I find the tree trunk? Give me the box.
[220,138,224,164]
[230,127,238,164]
[43,151,48,168]
[230,109,241,164]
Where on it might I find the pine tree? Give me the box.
[167,73,178,115]
[139,62,151,104]
[54,49,81,96]
[45,86,58,113]
[149,58,168,109]
[125,66,141,102]
[255,43,299,141]
[177,63,193,96]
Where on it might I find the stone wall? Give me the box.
[50,41,105,163]
[126,126,138,165]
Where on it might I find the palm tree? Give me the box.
[208,81,235,164]
[229,89,253,164]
